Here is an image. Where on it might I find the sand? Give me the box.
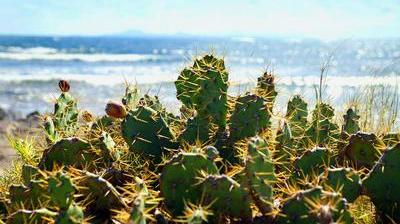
[0,117,40,171]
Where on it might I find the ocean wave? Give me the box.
[0,51,164,63]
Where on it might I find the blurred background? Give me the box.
[0,0,399,117]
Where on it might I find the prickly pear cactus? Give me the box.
[382,132,400,147]
[293,147,330,179]
[39,137,93,170]
[182,203,211,224]
[229,94,271,141]
[121,105,178,163]
[305,102,339,146]
[47,172,75,209]
[363,143,400,222]
[72,169,127,221]
[7,208,57,224]
[44,116,58,143]
[55,204,84,224]
[275,95,308,169]
[341,132,385,169]
[256,71,277,110]
[276,187,353,224]
[342,108,360,135]
[244,137,276,214]
[200,174,253,222]
[53,80,78,134]
[322,168,361,203]
[175,55,229,143]
[97,131,119,164]
[285,95,308,138]
[179,115,212,144]
[160,152,219,215]
[122,84,141,110]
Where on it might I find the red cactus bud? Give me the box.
[58,80,70,92]
[105,101,127,118]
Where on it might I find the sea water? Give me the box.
[0,36,399,117]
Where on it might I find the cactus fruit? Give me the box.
[276,187,353,224]
[200,174,253,221]
[322,168,361,203]
[363,143,400,222]
[160,152,219,215]
[244,137,276,214]
[58,80,70,93]
[105,101,127,119]
[121,106,178,163]
[341,132,385,169]
[39,137,93,170]
[229,94,271,141]
[293,147,330,179]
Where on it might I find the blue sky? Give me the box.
[0,0,399,39]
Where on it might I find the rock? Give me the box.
[0,107,7,120]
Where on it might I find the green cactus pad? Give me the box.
[53,92,78,133]
[39,137,93,170]
[229,94,271,141]
[285,95,308,138]
[121,106,178,163]
[122,84,141,110]
[276,187,353,224]
[160,152,219,215]
[244,137,276,214]
[363,143,400,222]
[323,168,361,203]
[201,175,252,221]
[47,172,76,209]
[293,147,330,179]
[175,55,228,128]
[342,108,360,135]
[55,204,84,224]
[342,132,385,168]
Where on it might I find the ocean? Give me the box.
[0,35,399,117]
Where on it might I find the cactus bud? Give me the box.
[105,101,127,118]
[81,110,94,122]
[58,80,70,92]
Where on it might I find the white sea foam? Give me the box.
[0,51,163,62]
